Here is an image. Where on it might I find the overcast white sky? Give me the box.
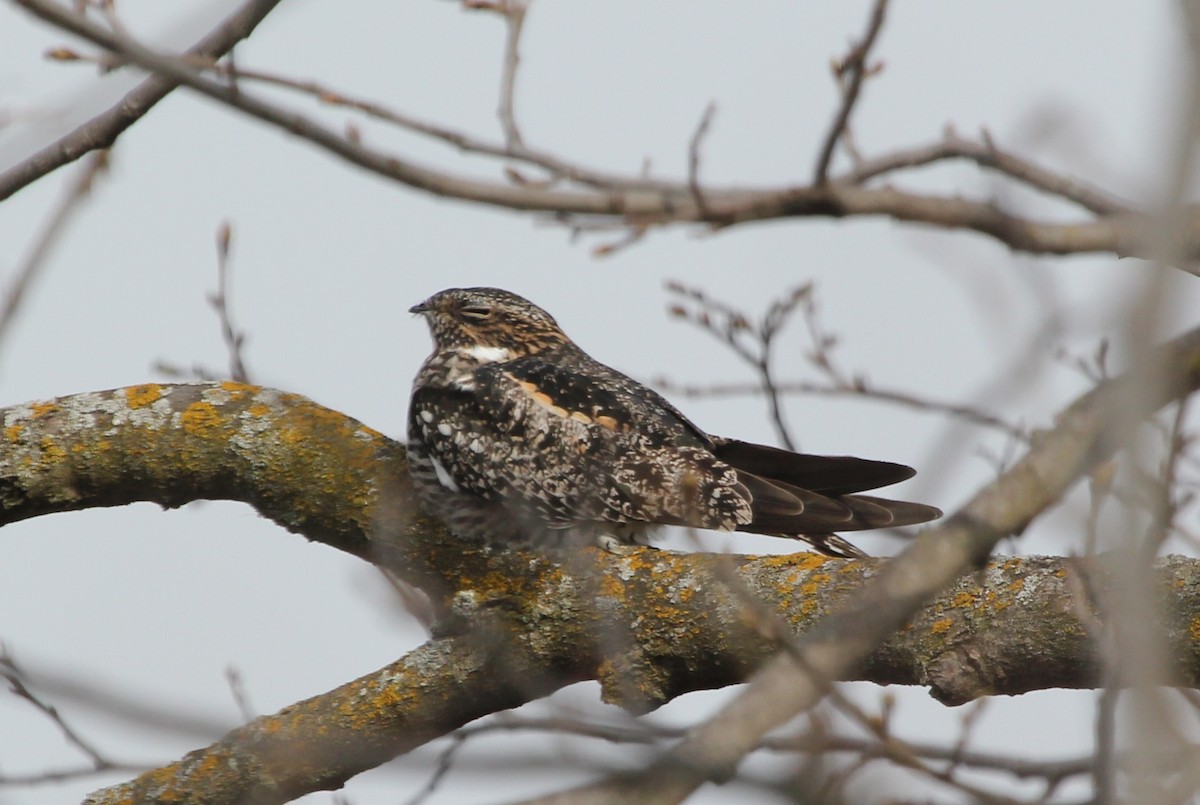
[0,2,1196,803]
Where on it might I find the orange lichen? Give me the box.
[1190,615,1200,644]
[125,384,162,408]
[181,401,223,437]
[758,552,832,571]
[599,573,625,599]
[31,401,57,418]
[247,403,270,418]
[193,752,224,775]
[931,617,953,634]
[39,437,66,464]
[220,380,252,397]
[792,570,834,599]
[951,591,976,608]
[4,423,22,442]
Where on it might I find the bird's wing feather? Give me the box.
[409,355,750,528]
[714,438,942,538]
[711,437,916,495]
[493,352,713,448]
[483,356,754,529]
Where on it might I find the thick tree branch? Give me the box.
[0,0,285,201]
[81,636,565,805]
[0,339,1199,801]
[9,0,1190,269]
[510,324,1200,804]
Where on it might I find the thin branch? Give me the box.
[687,102,716,220]
[0,150,108,355]
[412,711,1093,802]
[0,0,284,201]
[813,0,889,185]
[653,376,1027,441]
[498,0,529,148]
[224,667,256,723]
[662,283,1029,450]
[666,281,805,449]
[9,0,1180,267]
[849,127,1132,216]
[461,0,529,148]
[0,649,143,784]
[208,221,251,383]
[207,59,1130,224]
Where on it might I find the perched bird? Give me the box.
[407,287,941,557]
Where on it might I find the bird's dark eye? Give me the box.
[460,305,493,320]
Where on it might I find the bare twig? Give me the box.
[208,221,251,383]
[813,0,889,185]
[497,1,528,148]
[462,0,529,148]
[654,376,1027,441]
[849,128,1132,216]
[0,649,142,784]
[662,281,1028,449]
[411,710,1093,801]
[666,282,806,449]
[0,0,284,201]
[224,667,256,723]
[10,0,1180,267]
[402,730,469,805]
[0,150,108,357]
[687,102,717,220]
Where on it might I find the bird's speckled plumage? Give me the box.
[407,287,941,556]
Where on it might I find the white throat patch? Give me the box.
[462,345,512,364]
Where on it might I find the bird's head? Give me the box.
[410,287,569,358]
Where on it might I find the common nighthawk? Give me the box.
[407,287,941,557]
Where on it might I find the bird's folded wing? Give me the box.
[710,437,917,495]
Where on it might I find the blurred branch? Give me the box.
[412,710,1092,803]
[813,0,888,184]
[209,221,251,383]
[0,650,143,785]
[664,282,1027,446]
[687,102,717,220]
[9,0,1186,268]
[463,0,530,148]
[0,0,284,201]
[0,150,108,357]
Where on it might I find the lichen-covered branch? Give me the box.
[2,370,1200,801]
[81,636,565,805]
[0,382,386,560]
[520,322,1200,804]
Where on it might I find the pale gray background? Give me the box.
[0,2,1195,803]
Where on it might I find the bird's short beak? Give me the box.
[409,299,430,315]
